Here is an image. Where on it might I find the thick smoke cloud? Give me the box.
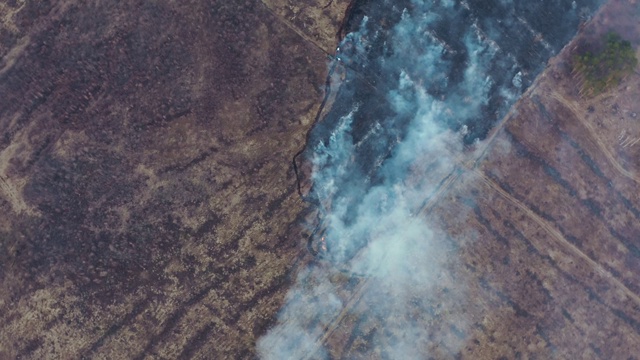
[258,0,601,358]
[258,6,487,359]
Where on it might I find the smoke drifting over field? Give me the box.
[258,0,601,358]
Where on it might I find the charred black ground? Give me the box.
[301,0,603,242]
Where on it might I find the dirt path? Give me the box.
[473,168,640,306]
[549,90,640,184]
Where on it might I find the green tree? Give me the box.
[572,32,638,96]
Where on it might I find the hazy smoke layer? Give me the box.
[258,0,601,358]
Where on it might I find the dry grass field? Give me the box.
[0,0,351,358]
[0,0,638,358]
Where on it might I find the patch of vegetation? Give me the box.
[572,32,638,96]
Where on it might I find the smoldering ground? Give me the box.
[258,0,602,358]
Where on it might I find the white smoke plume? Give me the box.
[258,6,490,359]
[258,0,599,358]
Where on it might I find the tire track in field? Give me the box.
[472,168,640,307]
[548,91,640,184]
